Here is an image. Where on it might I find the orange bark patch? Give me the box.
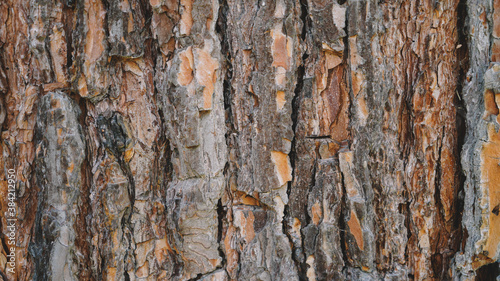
[84,0,106,71]
[57,128,63,145]
[124,146,134,162]
[224,225,239,278]
[78,76,89,97]
[351,72,364,98]
[195,46,219,110]
[180,0,193,35]
[494,0,500,38]
[43,82,69,92]
[495,93,500,123]
[271,151,292,186]
[155,237,173,265]
[244,212,255,243]
[349,36,361,69]
[271,25,292,70]
[276,91,285,110]
[325,52,342,70]
[339,151,360,198]
[482,124,500,258]
[209,259,218,267]
[234,191,261,206]
[124,60,143,77]
[492,39,500,62]
[127,12,134,33]
[347,210,364,251]
[235,210,255,243]
[292,217,301,234]
[106,267,117,281]
[136,261,149,278]
[357,96,368,123]
[178,47,194,86]
[318,142,339,159]
[311,202,322,225]
[485,89,499,116]
[111,230,120,253]
[273,37,287,68]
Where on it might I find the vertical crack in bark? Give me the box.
[119,156,135,281]
[216,198,227,268]
[432,127,445,279]
[401,185,412,276]
[398,59,416,161]
[217,0,233,130]
[338,166,349,273]
[63,0,75,70]
[76,149,93,280]
[72,93,93,280]
[454,0,469,252]
[284,0,309,278]
[44,30,56,83]
[216,0,231,276]
[336,1,351,276]
[286,69,303,278]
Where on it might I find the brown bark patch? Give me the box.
[177,47,194,86]
[195,45,218,110]
[347,210,364,251]
[481,124,500,258]
[271,151,292,186]
[276,91,286,111]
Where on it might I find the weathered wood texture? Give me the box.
[0,0,499,280]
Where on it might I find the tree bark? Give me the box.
[0,0,499,280]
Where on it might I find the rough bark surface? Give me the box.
[1,0,500,280]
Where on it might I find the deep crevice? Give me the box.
[216,0,233,124]
[305,135,332,139]
[338,168,350,270]
[217,198,227,268]
[451,0,469,276]
[475,262,500,281]
[62,1,75,71]
[454,0,468,236]
[73,96,94,281]
[431,127,446,279]
[286,74,304,279]
[216,0,232,277]
[186,268,228,281]
[339,1,351,272]
[283,0,309,279]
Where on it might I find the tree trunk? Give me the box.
[0,0,499,280]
